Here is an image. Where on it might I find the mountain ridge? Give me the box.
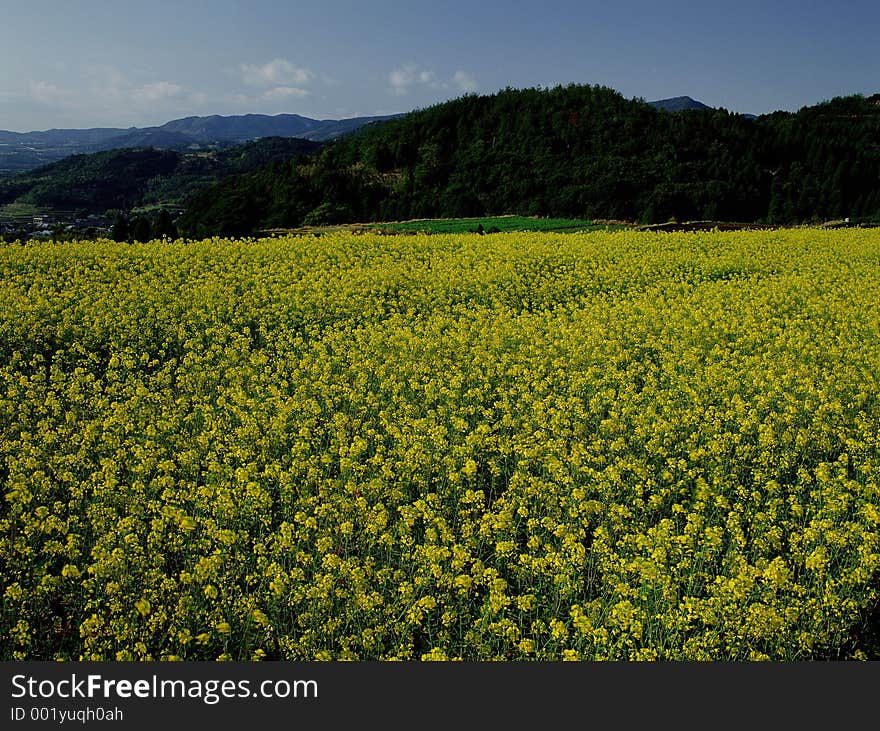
[0,112,403,176]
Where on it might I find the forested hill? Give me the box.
[0,137,323,212]
[178,84,880,236]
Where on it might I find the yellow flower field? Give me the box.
[2,229,879,660]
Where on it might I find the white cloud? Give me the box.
[21,70,198,125]
[387,66,478,96]
[240,59,314,87]
[82,68,187,107]
[388,65,440,96]
[262,86,310,100]
[453,70,478,93]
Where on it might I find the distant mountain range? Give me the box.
[0,113,402,176]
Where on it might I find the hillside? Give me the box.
[0,137,323,213]
[178,85,880,236]
[0,112,400,176]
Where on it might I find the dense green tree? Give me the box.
[129,216,152,242]
[153,209,177,239]
[111,215,129,242]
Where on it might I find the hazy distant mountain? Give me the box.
[0,127,132,146]
[159,114,318,141]
[157,113,403,143]
[0,127,135,175]
[648,96,714,112]
[0,113,402,176]
[99,128,197,150]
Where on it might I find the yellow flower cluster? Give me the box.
[1,228,879,660]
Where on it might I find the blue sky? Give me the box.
[0,0,877,130]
